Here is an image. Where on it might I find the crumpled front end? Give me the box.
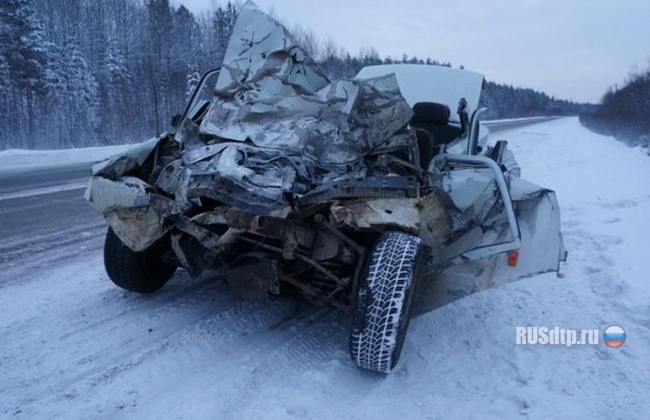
[85,1,423,257]
[85,1,565,314]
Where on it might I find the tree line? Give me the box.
[1,0,588,150]
[580,66,650,148]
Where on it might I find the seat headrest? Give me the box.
[411,102,450,125]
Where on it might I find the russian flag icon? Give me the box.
[604,325,626,348]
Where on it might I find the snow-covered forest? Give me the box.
[580,65,650,148]
[1,0,589,150]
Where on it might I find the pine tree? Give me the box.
[0,0,48,94]
[46,38,98,147]
[0,0,50,146]
[146,0,173,134]
[185,62,201,101]
[0,53,11,145]
[98,41,131,142]
[212,1,238,65]
[171,5,200,68]
[0,0,590,150]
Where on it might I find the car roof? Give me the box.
[356,64,485,123]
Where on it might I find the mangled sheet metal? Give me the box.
[86,0,418,249]
[85,0,566,307]
[200,1,413,165]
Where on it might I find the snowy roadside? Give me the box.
[0,145,131,175]
[0,144,133,201]
[334,117,650,419]
[1,117,648,419]
[483,116,561,125]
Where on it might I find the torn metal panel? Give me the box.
[85,176,179,251]
[508,177,550,201]
[85,176,151,212]
[491,189,566,282]
[199,1,413,166]
[442,168,496,211]
[170,233,216,278]
[331,199,420,233]
[417,187,566,313]
[180,141,315,214]
[83,0,566,321]
[91,136,161,179]
[299,176,419,206]
[102,195,176,252]
[192,207,317,250]
[175,216,222,250]
[418,188,469,250]
[181,143,230,165]
[215,1,329,101]
[155,160,187,196]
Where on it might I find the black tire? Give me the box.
[350,231,423,372]
[104,228,177,294]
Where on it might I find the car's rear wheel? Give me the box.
[350,231,423,372]
[104,228,177,293]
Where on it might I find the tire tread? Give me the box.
[351,231,422,372]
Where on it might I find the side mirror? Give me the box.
[171,114,182,128]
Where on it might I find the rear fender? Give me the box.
[433,153,521,261]
[415,157,566,312]
[494,177,567,285]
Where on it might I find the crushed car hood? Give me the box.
[199,1,413,166]
[86,0,420,249]
[85,0,566,307]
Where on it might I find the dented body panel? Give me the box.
[86,1,565,313]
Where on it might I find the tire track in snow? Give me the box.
[10,300,340,418]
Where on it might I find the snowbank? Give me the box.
[0,145,131,174]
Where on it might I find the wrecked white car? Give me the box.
[86,2,566,373]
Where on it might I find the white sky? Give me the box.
[177,0,650,103]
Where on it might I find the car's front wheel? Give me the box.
[104,228,177,293]
[350,231,423,372]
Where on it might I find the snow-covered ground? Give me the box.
[0,145,131,201]
[0,145,130,174]
[1,117,648,419]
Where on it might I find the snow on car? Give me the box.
[85,1,565,372]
